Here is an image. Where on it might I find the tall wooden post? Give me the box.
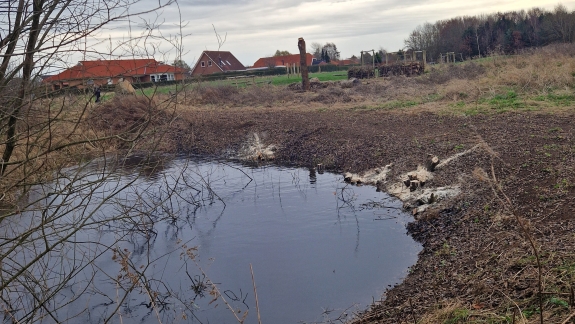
[298,37,310,91]
[422,50,426,71]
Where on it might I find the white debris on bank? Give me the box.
[344,152,468,216]
[388,180,461,215]
[436,144,481,169]
[240,133,277,161]
[343,164,393,185]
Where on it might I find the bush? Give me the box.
[89,95,167,134]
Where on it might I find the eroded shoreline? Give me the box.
[169,107,575,323]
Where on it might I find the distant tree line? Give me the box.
[311,42,341,62]
[405,4,575,61]
[274,50,292,56]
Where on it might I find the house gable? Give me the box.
[191,51,246,76]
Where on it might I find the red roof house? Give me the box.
[190,51,246,76]
[43,59,187,90]
[252,53,313,68]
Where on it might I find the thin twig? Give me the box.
[250,264,262,324]
[561,311,575,324]
[192,258,244,323]
[490,160,544,324]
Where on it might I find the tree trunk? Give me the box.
[298,37,310,91]
[1,0,43,175]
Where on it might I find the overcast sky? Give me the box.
[94,0,575,68]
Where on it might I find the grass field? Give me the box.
[271,71,348,85]
[133,71,349,97]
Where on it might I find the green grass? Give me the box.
[131,71,348,96]
[486,90,524,110]
[534,93,575,106]
[445,308,470,324]
[455,90,551,114]
[271,71,348,86]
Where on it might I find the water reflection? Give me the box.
[309,167,317,184]
[1,159,421,324]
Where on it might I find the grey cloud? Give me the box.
[94,0,575,66]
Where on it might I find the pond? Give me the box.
[2,158,421,324]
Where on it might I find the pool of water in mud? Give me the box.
[10,158,422,324]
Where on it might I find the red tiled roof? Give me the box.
[43,59,186,82]
[192,51,246,73]
[328,59,358,66]
[252,54,313,68]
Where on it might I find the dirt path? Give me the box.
[169,105,575,323]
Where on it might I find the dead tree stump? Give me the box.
[425,155,440,172]
[298,37,310,91]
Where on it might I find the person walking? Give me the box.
[94,86,101,103]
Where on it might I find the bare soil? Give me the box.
[85,47,575,322]
[168,103,575,323]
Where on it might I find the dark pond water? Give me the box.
[5,159,421,324]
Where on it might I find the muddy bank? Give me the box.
[171,108,575,323]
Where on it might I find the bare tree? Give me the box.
[310,42,322,60]
[0,1,247,323]
[0,0,174,174]
[542,4,575,43]
[322,42,340,61]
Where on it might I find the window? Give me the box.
[168,74,175,81]
[160,74,168,82]
[201,61,205,67]
[107,78,112,85]
[151,75,156,82]
[208,61,212,67]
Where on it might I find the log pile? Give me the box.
[347,62,424,79]
[378,62,423,77]
[347,67,375,79]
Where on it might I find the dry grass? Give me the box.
[433,44,575,107]
[0,94,178,209]
[163,44,575,115]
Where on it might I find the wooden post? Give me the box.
[298,37,310,91]
[422,50,426,71]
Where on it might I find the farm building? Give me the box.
[252,53,313,69]
[43,59,187,90]
[190,51,246,76]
